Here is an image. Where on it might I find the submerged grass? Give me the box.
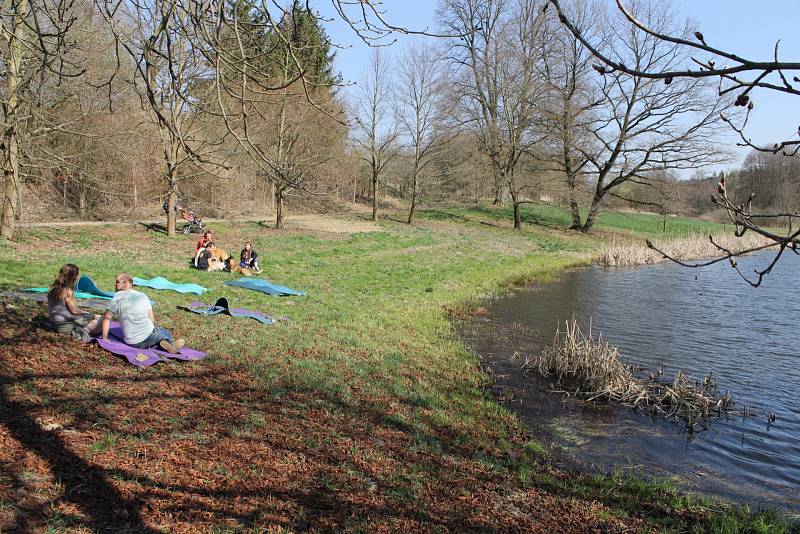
[0,208,795,532]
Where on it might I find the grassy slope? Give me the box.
[0,206,792,533]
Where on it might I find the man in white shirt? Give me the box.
[101,273,185,353]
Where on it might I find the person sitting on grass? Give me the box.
[195,241,213,271]
[239,241,261,273]
[101,273,184,354]
[195,241,229,272]
[47,263,102,342]
[196,230,213,253]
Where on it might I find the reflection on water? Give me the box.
[460,252,800,512]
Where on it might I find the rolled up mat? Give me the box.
[224,277,305,296]
[133,276,208,295]
[75,275,115,299]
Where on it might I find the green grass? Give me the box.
[0,210,794,532]
[422,203,728,237]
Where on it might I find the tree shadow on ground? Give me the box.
[0,299,663,532]
[0,306,160,533]
[137,222,168,234]
[469,205,570,229]
[419,209,506,229]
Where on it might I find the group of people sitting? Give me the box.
[46,264,184,353]
[44,229,262,351]
[192,230,261,274]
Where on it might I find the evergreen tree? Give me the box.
[267,0,340,87]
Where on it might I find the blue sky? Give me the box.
[315,0,800,169]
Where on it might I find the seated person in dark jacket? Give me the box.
[195,242,230,271]
[195,242,215,271]
[239,242,261,273]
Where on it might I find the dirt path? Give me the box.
[19,213,382,234]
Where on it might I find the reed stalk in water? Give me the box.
[523,320,734,431]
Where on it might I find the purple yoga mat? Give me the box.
[94,322,206,367]
[96,338,162,368]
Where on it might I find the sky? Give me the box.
[313,0,800,170]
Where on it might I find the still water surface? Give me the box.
[459,252,799,511]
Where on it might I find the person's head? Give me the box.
[114,273,134,292]
[203,230,212,239]
[207,241,216,250]
[244,242,251,251]
[48,263,80,301]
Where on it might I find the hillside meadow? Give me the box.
[0,207,791,533]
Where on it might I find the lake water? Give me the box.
[459,252,800,512]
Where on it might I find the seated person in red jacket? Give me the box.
[196,230,213,253]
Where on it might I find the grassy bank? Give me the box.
[0,207,793,532]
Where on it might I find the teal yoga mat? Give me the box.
[23,287,112,300]
[24,275,115,300]
[76,275,115,299]
[224,278,305,296]
[133,276,208,295]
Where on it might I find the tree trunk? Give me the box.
[513,201,521,230]
[407,167,418,224]
[493,181,508,206]
[0,0,25,240]
[371,171,378,222]
[565,168,582,229]
[568,198,582,229]
[492,166,509,207]
[166,166,178,237]
[580,193,604,234]
[1,130,19,239]
[79,188,86,219]
[275,187,285,229]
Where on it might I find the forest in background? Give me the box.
[2,0,797,235]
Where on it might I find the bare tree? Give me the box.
[0,0,85,239]
[558,0,729,234]
[548,0,800,156]
[97,0,232,236]
[536,0,603,228]
[440,0,546,228]
[439,0,509,206]
[396,40,452,224]
[257,52,343,229]
[352,48,398,222]
[549,0,800,284]
[498,0,547,229]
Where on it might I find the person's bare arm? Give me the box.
[101,311,112,340]
[65,291,80,315]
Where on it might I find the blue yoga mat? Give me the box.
[133,276,208,295]
[76,276,115,299]
[224,278,305,296]
[182,298,278,324]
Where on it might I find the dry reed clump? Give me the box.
[598,231,774,267]
[523,320,733,431]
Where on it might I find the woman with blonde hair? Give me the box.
[47,264,102,342]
